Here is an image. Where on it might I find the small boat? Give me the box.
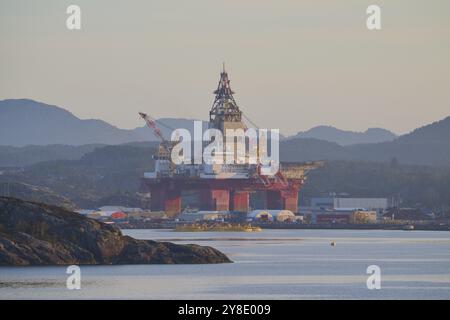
[330,241,336,246]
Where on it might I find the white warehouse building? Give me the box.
[247,210,297,222]
[311,197,389,212]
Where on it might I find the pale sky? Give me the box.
[1,0,449,135]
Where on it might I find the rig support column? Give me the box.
[282,192,299,213]
[200,189,230,211]
[231,191,250,212]
[150,188,165,212]
[150,187,181,217]
[211,189,230,211]
[266,190,282,210]
[164,189,182,217]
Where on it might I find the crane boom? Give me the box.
[139,111,176,176]
[138,112,167,143]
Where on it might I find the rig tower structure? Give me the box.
[141,66,323,217]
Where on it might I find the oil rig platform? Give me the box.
[140,66,323,217]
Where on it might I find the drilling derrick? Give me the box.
[209,64,245,132]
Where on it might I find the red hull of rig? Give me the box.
[142,176,305,217]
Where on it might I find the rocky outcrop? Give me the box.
[0,197,231,265]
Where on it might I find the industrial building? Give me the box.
[311,197,389,212]
[76,206,166,222]
[301,197,385,224]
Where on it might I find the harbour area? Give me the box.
[118,220,450,232]
[78,200,450,232]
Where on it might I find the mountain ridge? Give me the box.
[1,99,398,146]
[1,99,450,166]
[287,125,397,146]
[0,99,145,146]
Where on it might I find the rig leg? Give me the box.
[266,190,282,210]
[283,192,299,213]
[211,189,230,211]
[150,188,181,217]
[164,189,182,217]
[150,188,165,212]
[200,189,230,211]
[231,191,250,212]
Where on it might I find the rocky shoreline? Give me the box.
[0,197,231,265]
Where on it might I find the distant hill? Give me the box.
[395,116,450,145]
[347,116,450,166]
[2,98,393,147]
[0,99,209,146]
[287,126,397,146]
[300,160,450,208]
[280,138,349,162]
[0,144,103,167]
[0,99,144,146]
[1,99,449,166]
[279,115,450,166]
[0,181,75,209]
[132,118,209,141]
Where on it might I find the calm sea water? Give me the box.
[1,229,450,299]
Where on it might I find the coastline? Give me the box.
[117,221,450,232]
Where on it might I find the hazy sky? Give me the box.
[1,0,449,135]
